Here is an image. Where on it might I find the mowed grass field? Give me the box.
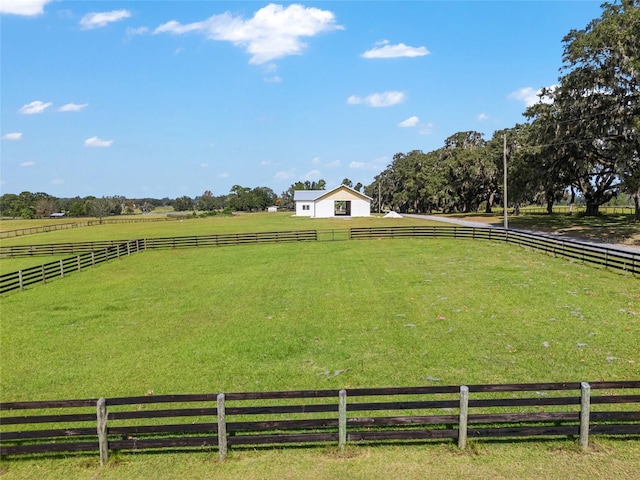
[1,214,639,479]
[0,213,440,272]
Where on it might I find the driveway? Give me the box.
[402,213,640,253]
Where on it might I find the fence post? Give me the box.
[41,265,46,284]
[458,385,469,449]
[97,398,109,466]
[127,242,131,256]
[91,251,96,267]
[580,382,591,450]
[217,393,227,460]
[77,255,81,272]
[338,389,347,450]
[60,259,64,278]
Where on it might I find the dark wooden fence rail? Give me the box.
[1,381,638,464]
[0,231,317,294]
[1,227,636,295]
[0,216,187,239]
[0,240,144,294]
[0,221,83,238]
[0,230,318,258]
[349,226,639,275]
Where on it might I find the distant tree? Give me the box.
[228,185,252,211]
[67,201,85,216]
[140,201,155,214]
[35,197,59,218]
[197,190,218,211]
[341,178,353,188]
[0,194,20,217]
[173,196,194,212]
[88,197,116,221]
[251,186,277,210]
[0,191,59,218]
[354,182,363,192]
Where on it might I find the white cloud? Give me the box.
[217,173,229,178]
[20,161,35,167]
[0,0,52,16]
[509,86,556,108]
[305,169,321,180]
[274,169,295,181]
[399,116,419,127]
[51,178,65,185]
[477,113,489,121]
[154,4,342,65]
[349,156,389,170]
[84,136,113,147]
[80,9,131,30]
[264,75,282,83]
[58,103,88,112]
[362,41,430,59]
[19,100,52,114]
[126,26,149,37]
[2,132,22,140]
[260,160,273,166]
[419,122,434,135]
[312,157,341,168]
[200,163,208,168]
[347,91,406,107]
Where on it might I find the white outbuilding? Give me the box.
[293,185,372,218]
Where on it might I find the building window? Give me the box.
[302,205,310,211]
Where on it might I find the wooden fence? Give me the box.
[349,226,639,275]
[1,381,638,464]
[0,240,143,294]
[0,230,318,258]
[498,205,636,215]
[1,227,636,295]
[0,231,318,294]
[0,216,187,239]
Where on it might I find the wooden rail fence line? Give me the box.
[0,216,186,239]
[0,240,143,294]
[349,226,639,275]
[0,231,318,294]
[0,230,318,258]
[1,227,636,295]
[1,381,638,464]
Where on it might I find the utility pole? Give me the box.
[503,134,508,230]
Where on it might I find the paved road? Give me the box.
[402,213,640,253]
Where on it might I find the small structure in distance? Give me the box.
[294,184,372,218]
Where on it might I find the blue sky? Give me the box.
[1,0,605,199]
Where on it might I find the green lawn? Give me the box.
[0,213,440,272]
[2,441,640,480]
[1,232,638,479]
[2,238,636,400]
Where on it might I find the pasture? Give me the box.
[0,215,638,479]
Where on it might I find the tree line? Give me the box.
[0,178,366,219]
[365,1,639,220]
[0,193,166,219]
